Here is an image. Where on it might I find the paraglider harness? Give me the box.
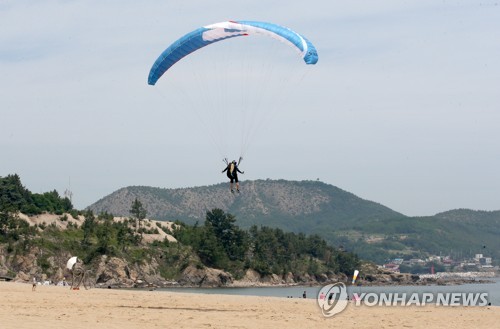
[223,157,243,183]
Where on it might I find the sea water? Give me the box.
[160,277,500,306]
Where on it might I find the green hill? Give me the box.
[88,180,403,229]
[88,180,500,265]
[1,175,360,285]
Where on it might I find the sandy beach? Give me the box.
[0,281,498,329]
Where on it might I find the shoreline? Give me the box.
[104,275,498,290]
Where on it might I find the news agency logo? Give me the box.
[316,282,348,317]
[351,292,489,307]
[317,284,490,318]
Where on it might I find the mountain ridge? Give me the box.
[88,179,500,264]
[88,179,405,226]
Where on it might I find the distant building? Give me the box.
[409,259,425,265]
[427,255,441,263]
[383,263,400,272]
[442,257,453,265]
[481,265,494,269]
[392,258,404,265]
[479,257,492,265]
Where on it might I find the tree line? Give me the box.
[173,208,359,278]
[0,174,73,215]
[1,174,360,280]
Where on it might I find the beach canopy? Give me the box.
[66,256,77,270]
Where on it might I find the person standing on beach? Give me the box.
[32,277,37,291]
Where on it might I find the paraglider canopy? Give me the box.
[147,20,318,161]
[66,256,78,270]
[148,20,318,85]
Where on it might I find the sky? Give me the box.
[1,0,499,217]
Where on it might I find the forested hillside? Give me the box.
[88,180,403,230]
[1,174,358,285]
[0,174,73,215]
[88,180,500,264]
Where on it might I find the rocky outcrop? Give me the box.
[230,269,344,287]
[95,256,135,287]
[0,243,357,288]
[3,244,487,288]
[178,268,342,288]
[0,246,73,283]
[179,265,233,287]
[92,255,175,288]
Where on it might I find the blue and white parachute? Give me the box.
[148,20,318,85]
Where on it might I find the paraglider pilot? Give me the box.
[222,160,244,193]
